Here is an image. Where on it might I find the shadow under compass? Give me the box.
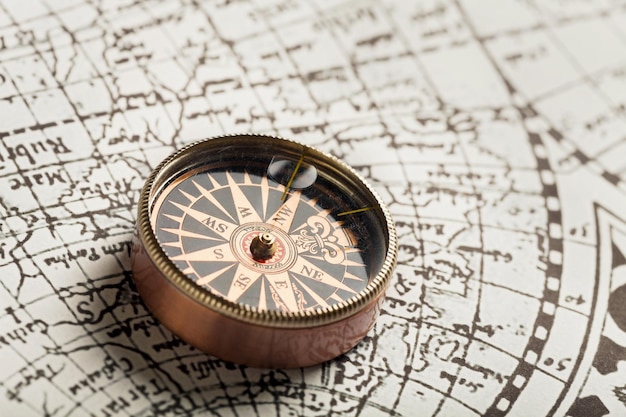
[54,239,396,417]
[48,241,364,417]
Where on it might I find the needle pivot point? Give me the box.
[250,232,277,260]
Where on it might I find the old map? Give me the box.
[1,0,626,416]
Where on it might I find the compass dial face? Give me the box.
[149,149,387,313]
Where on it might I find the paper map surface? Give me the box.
[1,0,626,416]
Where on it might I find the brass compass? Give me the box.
[131,134,397,368]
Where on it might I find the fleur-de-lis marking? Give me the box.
[296,215,345,265]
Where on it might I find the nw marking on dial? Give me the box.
[154,169,369,312]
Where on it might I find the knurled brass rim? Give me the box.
[135,133,397,329]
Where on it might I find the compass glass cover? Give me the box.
[149,139,388,313]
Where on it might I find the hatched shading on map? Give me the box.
[1,0,626,415]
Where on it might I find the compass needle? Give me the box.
[336,207,374,217]
[132,134,396,368]
[281,153,305,201]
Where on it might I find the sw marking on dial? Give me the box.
[152,169,369,313]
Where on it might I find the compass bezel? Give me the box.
[133,133,397,330]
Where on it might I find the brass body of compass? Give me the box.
[131,134,397,368]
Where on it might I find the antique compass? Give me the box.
[131,134,397,368]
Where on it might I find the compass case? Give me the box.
[131,134,397,368]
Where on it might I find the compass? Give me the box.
[131,134,397,368]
